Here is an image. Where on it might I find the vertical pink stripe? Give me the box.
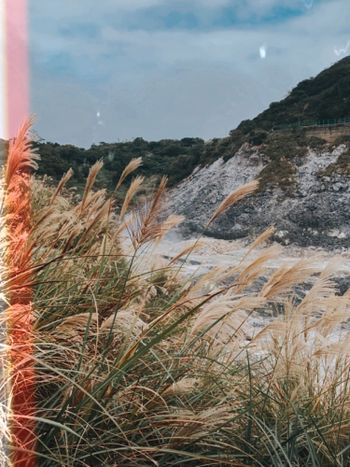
[5,0,29,138]
[4,2,36,466]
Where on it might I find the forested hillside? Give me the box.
[33,137,205,191]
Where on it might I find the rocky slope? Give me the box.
[167,141,350,249]
[165,57,350,249]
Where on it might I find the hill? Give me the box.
[33,57,350,192]
[165,57,350,248]
[210,56,350,160]
[247,55,350,129]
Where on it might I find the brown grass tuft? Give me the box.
[80,160,103,212]
[49,168,74,205]
[207,180,258,225]
[115,157,142,192]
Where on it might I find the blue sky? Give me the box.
[28,0,350,146]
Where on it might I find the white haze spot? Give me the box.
[96,110,104,126]
[259,45,267,59]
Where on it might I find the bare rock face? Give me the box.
[167,143,350,249]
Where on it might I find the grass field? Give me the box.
[3,122,350,466]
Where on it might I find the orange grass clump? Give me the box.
[5,118,39,467]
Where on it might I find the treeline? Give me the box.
[33,137,208,191]
[32,129,335,196]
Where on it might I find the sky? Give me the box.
[26,0,350,147]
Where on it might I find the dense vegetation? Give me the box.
[33,137,206,191]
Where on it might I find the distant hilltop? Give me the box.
[217,55,350,158]
[237,55,350,132]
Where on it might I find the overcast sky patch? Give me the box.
[28,0,350,147]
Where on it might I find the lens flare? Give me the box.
[259,45,267,59]
[1,1,36,465]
